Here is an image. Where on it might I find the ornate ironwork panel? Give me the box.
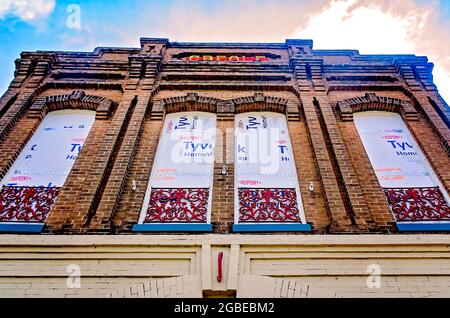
[144,188,209,223]
[238,188,301,222]
[383,187,450,222]
[0,186,61,223]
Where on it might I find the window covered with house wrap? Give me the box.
[137,112,216,227]
[354,111,450,225]
[234,112,308,228]
[0,109,95,225]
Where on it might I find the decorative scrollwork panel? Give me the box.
[238,188,301,223]
[383,187,450,222]
[0,186,61,223]
[144,188,209,223]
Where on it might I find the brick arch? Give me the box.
[335,93,418,121]
[158,92,288,115]
[161,93,220,114]
[28,90,114,120]
[231,93,288,114]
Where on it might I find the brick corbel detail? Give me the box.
[11,52,57,89]
[335,93,418,121]
[28,90,114,120]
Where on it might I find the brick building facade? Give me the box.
[0,38,449,298]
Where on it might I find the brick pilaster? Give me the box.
[289,46,356,232]
[210,119,234,233]
[87,90,153,230]
[287,119,330,232]
[112,118,163,231]
[313,94,376,231]
[298,92,354,231]
[83,41,166,232]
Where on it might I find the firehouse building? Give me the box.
[0,38,449,297]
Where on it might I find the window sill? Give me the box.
[232,223,311,232]
[132,223,212,232]
[0,223,44,233]
[397,222,450,231]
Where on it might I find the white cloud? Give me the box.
[160,0,330,42]
[155,0,449,103]
[0,0,55,21]
[292,0,450,103]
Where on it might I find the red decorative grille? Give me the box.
[383,187,450,222]
[0,186,60,223]
[144,188,209,223]
[238,188,301,222]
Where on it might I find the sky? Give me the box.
[0,0,449,103]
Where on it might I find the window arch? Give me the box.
[133,111,217,232]
[233,111,310,232]
[0,109,96,232]
[354,111,450,230]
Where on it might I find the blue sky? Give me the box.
[1,0,449,102]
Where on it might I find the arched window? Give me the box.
[0,109,96,232]
[133,111,216,232]
[354,111,450,230]
[233,112,310,232]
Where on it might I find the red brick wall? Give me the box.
[0,39,448,234]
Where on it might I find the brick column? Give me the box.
[395,59,450,196]
[288,44,356,232]
[298,92,354,231]
[210,117,234,233]
[84,40,167,231]
[287,119,330,232]
[111,117,163,231]
[395,57,450,153]
[313,93,375,231]
[87,90,153,230]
